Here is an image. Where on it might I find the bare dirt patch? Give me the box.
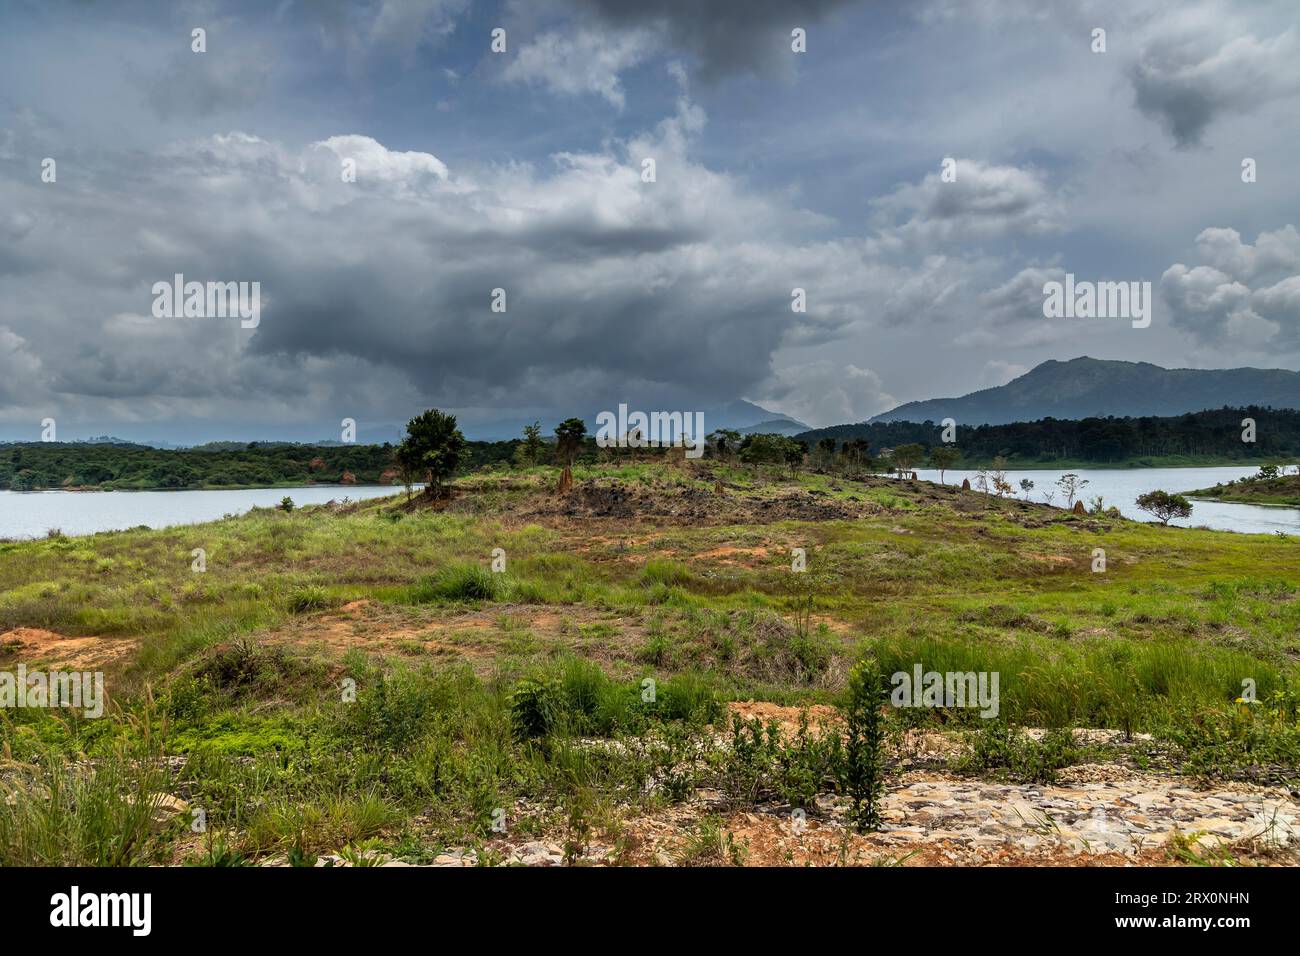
[0,627,136,670]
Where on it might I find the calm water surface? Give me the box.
[0,467,1293,539]
[0,485,404,540]
[911,466,1299,535]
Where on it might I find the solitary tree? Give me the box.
[554,418,587,467]
[1056,473,1089,508]
[515,421,546,467]
[399,408,466,499]
[1135,489,1192,525]
[1019,478,1035,500]
[990,456,1011,497]
[929,445,961,484]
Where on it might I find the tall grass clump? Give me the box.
[0,721,168,866]
[409,561,504,604]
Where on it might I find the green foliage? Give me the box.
[409,561,503,603]
[839,661,887,833]
[795,406,1300,467]
[515,421,546,467]
[554,418,587,467]
[399,409,466,497]
[928,444,961,479]
[954,722,1080,784]
[1135,489,1193,524]
[509,677,564,741]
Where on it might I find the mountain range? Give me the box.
[866,357,1300,427]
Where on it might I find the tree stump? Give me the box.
[1072,499,1086,515]
[556,465,573,494]
[714,479,724,495]
[961,478,971,491]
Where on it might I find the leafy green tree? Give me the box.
[554,418,587,467]
[739,433,794,472]
[928,445,960,484]
[891,443,925,476]
[1135,489,1192,525]
[399,409,466,498]
[514,421,546,468]
[1056,473,1089,508]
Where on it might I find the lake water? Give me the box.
[0,485,404,540]
[0,468,1293,539]
[911,466,1299,536]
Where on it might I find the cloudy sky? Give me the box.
[1,0,1298,443]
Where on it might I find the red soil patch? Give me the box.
[0,627,136,670]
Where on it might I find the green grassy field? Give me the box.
[2,460,1298,866]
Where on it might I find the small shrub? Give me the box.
[838,661,887,832]
[509,677,563,741]
[956,722,1079,784]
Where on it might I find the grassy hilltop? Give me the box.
[2,458,1298,866]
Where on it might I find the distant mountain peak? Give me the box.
[869,357,1300,426]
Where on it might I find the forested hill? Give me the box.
[0,440,517,491]
[871,357,1300,425]
[796,407,1300,466]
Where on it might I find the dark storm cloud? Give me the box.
[4,0,1300,437]
[1129,30,1300,148]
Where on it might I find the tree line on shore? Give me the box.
[7,404,1293,502]
[796,406,1300,465]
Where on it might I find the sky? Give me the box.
[1,0,1298,443]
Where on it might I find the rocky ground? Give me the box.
[258,766,1299,867]
[245,704,1300,868]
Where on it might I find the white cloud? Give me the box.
[1161,225,1300,353]
[753,361,896,427]
[868,160,1063,250]
[501,27,662,109]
